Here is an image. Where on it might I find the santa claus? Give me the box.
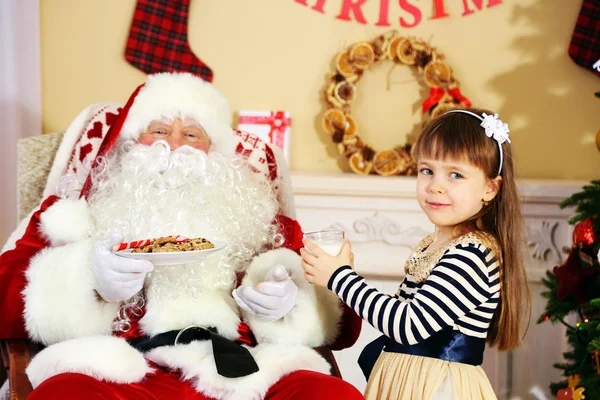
[0,72,362,399]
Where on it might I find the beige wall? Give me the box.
[41,0,599,180]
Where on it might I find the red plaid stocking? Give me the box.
[568,0,600,78]
[125,0,213,82]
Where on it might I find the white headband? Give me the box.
[445,110,510,175]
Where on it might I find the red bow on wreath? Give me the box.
[422,87,472,114]
[237,111,291,151]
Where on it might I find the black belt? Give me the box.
[127,325,259,378]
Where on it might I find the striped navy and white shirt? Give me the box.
[327,240,500,345]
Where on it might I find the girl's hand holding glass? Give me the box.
[300,238,353,287]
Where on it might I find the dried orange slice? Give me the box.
[349,152,373,175]
[336,52,356,77]
[326,82,344,108]
[397,39,416,65]
[344,115,357,136]
[423,60,452,88]
[395,147,414,174]
[334,81,357,104]
[388,37,404,60]
[348,42,375,70]
[323,108,347,133]
[373,149,401,176]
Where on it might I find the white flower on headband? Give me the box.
[480,113,510,144]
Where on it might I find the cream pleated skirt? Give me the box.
[364,352,497,400]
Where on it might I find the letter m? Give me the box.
[462,0,502,16]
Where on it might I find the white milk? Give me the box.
[312,240,344,256]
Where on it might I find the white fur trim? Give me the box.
[23,239,120,345]
[121,72,235,158]
[0,381,8,400]
[146,342,329,400]
[1,208,37,254]
[43,103,123,198]
[141,288,241,340]
[26,335,152,388]
[39,198,93,246]
[242,249,343,347]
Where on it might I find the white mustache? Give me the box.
[123,141,209,175]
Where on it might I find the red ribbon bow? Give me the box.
[238,111,291,150]
[422,87,472,114]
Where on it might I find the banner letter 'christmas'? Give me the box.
[294,0,503,27]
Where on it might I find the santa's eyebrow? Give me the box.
[148,119,172,126]
[182,121,205,129]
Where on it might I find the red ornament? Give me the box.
[556,387,572,400]
[556,375,585,400]
[573,218,595,247]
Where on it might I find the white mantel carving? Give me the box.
[528,221,562,263]
[327,213,429,249]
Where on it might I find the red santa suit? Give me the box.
[0,73,362,400]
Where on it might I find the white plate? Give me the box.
[113,240,227,266]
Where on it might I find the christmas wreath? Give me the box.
[322,31,472,176]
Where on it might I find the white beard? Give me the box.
[87,142,279,332]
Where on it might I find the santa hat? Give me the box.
[120,72,235,155]
[79,72,236,198]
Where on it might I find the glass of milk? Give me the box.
[303,230,345,256]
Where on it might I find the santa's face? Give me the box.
[138,117,211,152]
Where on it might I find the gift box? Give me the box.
[237,111,292,163]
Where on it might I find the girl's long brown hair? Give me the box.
[411,108,531,351]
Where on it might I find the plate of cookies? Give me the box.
[112,235,227,266]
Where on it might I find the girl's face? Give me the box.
[416,157,501,236]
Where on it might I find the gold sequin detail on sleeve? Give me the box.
[405,232,497,283]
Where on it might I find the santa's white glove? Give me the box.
[232,265,298,321]
[92,234,154,303]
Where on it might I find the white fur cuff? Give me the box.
[23,239,120,345]
[26,335,152,388]
[39,198,94,246]
[242,248,343,347]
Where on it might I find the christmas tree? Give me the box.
[540,180,600,399]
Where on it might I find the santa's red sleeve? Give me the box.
[1,195,122,346]
[0,196,59,339]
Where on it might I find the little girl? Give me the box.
[301,108,531,400]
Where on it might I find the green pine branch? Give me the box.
[549,319,600,396]
[539,270,581,321]
[559,180,600,224]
